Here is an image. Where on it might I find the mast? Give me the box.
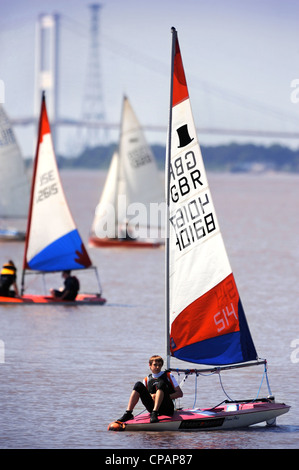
[165,27,177,369]
[21,91,45,295]
[115,95,126,238]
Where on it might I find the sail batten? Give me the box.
[166,28,257,368]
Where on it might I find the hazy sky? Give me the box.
[1,0,299,156]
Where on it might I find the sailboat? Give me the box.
[89,96,164,248]
[0,93,106,305]
[108,28,289,431]
[0,104,30,240]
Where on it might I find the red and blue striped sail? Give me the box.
[23,93,92,272]
[167,29,257,366]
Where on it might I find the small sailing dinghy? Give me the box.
[0,104,30,240]
[89,96,164,248]
[108,28,289,431]
[0,93,106,305]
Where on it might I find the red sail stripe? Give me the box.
[39,97,51,142]
[170,273,240,354]
[172,37,189,107]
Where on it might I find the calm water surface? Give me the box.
[0,170,298,449]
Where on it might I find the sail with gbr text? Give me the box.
[167,29,257,366]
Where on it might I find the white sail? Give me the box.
[91,96,164,242]
[0,104,29,218]
[166,28,257,368]
[24,93,92,272]
[91,151,119,238]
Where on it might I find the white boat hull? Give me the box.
[108,400,290,432]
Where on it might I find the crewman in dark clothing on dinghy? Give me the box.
[0,260,19,297]
[118,355,183,424]
[50,270,80,301]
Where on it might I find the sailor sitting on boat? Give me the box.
[118,355,183,424]
[0,260,19,297]
[50,270,80,301]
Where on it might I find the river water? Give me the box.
[0,170,298,450]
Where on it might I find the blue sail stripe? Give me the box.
[28,229,86,272]
[173,331,256,366]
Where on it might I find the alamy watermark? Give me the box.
[0,79,4,103]
[94,198,166,239]
[290,339,299,364]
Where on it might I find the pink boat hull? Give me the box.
[0,293,106,305]
[108,400,290,431]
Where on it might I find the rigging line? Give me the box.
[255,366,266,400]
[0,17,34,33]
[188,76,299,125]
[178,373,189,389]
[195,371,218,377]
[218,370,234,402]
[193,373,198,409]
[210,400,227,410]
[174,371,184,410]
[102,33,169,77]
[100,34,299,125]
[264,362,272,397]
[60,14,88,39]
[41,273,47,295]
[134,408,147,418]
[254,360,273,400]
[93,266,103,296]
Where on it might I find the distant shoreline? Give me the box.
[25,142,299,173]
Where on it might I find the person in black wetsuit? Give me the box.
[118,355,183,424]
[50,270,80,301]
[0,260,19,297]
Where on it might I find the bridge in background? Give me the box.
[8,5,299,152]
[11,115,299,141]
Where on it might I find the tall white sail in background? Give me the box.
[90,96,164,246]
[0,104,29,218]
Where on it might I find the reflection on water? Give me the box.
[0,171,298,449]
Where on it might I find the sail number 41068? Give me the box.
[214,303,238,332]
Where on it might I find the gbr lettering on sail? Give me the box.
[169,142,218,253]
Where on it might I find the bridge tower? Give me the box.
[81,3,106,147]
[34,13,60,150]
